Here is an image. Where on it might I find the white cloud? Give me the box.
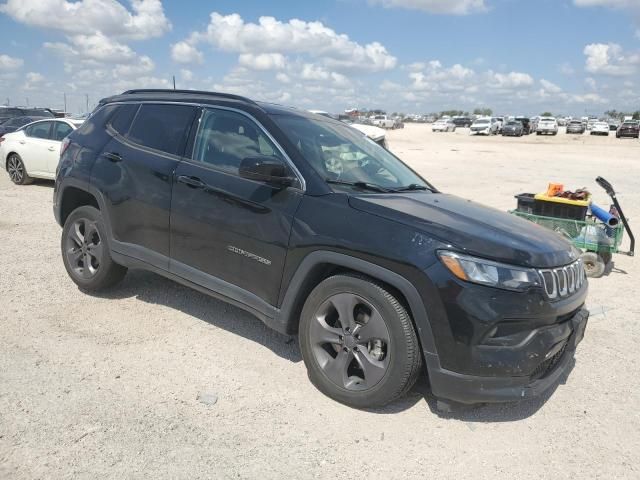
[176,12,396,72]
[0,0,171,40]
[584,43,640,76]
[180,69,193,81]
[585,77,597,90]
[540,79,563,93]
[171,41,204,64]
[238,53,287,71]
[23,71,45,91]
[487,71,534,88]
[574,0,638,9]
[0,53,23,71]
[369,0,487,14]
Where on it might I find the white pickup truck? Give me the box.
[371,115,396,129]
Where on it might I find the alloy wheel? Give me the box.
[7,155,24,184]
[64,218,103,279]
[309,293,390,391]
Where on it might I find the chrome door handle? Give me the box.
[177,175,206,189]
[48,146,56,151]
[102,152,122,163]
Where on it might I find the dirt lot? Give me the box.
[1,124,639,479]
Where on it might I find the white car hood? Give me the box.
[350,123,386,141]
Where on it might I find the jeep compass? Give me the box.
[53,89,589,408]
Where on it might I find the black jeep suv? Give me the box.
[54,89,589,409]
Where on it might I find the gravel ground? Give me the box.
[1,125,639,479]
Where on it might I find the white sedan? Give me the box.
[432,119,456,132]
[590,121,610,136]
[1,118,83,185]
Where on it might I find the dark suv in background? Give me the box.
[54,89,589,409]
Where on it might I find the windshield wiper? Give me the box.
[391,183,429,192]
[325,179,392,193]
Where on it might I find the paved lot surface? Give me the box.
[1,125,639,479]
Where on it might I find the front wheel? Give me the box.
[61,206,127,291]
[299,275,422,408]
[6,153,32,185]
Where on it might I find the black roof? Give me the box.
[100,89,327,121]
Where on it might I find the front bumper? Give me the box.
[427,308,589,404]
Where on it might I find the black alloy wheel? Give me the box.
[309,292,391,392]
[64,218,103,280]
[61,206,127,291]
[299,275,422,408]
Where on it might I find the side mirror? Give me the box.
[239,156,295,188]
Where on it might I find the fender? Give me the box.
[275,250,439,358]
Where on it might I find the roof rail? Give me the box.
[121,89,257,106]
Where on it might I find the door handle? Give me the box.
[102,152,122,163]
[19,140,26,144]
[48,146,56,151]
[177,175,206,189]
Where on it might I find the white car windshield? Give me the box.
[474,120,489,125]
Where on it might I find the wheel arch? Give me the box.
[59,185,100,226]
[276,251,438,357]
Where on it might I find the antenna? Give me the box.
[173,75,176,90]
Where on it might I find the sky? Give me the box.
[0,0,639,116]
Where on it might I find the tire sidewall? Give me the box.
[299,275,417,408]
[61,206,116,290]
[8,153,29,185]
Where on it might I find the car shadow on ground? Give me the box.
[87,269,576,422]
[367,358,576,421]
[93,269,302,363]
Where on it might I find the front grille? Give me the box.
[531,343,567,380]
[538,259,585,300]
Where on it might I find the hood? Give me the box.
[349,193,578,268]
[350,123,386,141]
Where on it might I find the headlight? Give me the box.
[438,251,541,292]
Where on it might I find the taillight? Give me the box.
[60,137,71,156]
[0,135,4,144]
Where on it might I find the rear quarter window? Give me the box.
[108,103,139,137]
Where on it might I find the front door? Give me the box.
[170,107,303,307]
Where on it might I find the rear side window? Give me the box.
[127,104,196,156]
[53,122,74,141]
[25,121,53,139]
[109,103,139,136]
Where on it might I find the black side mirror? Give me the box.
[239,156,295,188]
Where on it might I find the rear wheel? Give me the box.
[61,206,127,291]
[581,252,606,278]
[299,274,422,408]
[6,153,32,185]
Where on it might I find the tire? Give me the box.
[299,274,422,408]
[581,252,606,278]
[61,206,127,291]
[6,153,33,185]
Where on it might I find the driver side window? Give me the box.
[192,109,285,176]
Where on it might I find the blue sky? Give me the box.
[0,0,639,115]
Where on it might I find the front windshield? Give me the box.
[475,119,489,125]
[271,114,428,190]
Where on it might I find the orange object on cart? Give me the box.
[546,183,563,197]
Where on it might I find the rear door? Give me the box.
[169,107,304,307]
[21,121,55,175]
[91,102,197,269]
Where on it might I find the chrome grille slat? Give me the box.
[538,259,585,300]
